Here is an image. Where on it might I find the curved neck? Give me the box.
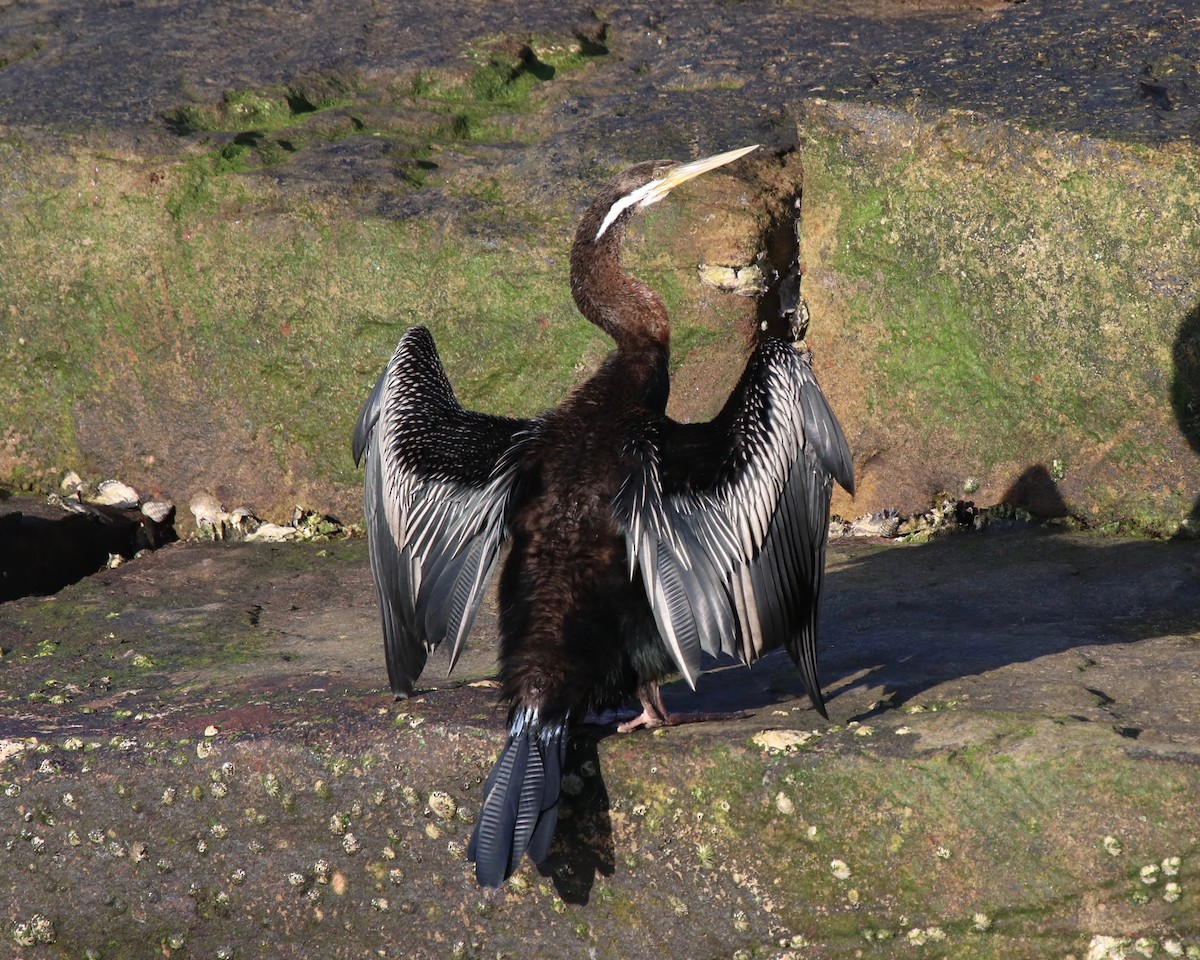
[570,216,670,357]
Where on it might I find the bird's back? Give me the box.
[496,352,670,718]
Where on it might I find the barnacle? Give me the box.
[428,791,457,821]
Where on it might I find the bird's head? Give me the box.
[571,145,759,350]
[590,144,759,243]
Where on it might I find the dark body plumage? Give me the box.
[352,148,854,887]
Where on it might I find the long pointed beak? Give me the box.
[640,144,759,207]
[593,144,760,242]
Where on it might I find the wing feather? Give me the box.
[612,339,852,715]
[353,326,536,697]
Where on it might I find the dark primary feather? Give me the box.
[352,326,535,696]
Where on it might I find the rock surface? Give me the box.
[1,523,1198,955]
[3,0,1200,955]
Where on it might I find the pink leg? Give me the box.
[616,681,749,733]
[616,682,673,733]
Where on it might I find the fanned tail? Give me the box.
[467,709,568,887]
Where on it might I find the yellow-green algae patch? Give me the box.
[799,101,1200,535]
[597,716,1200,958]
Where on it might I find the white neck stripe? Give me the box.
[594,179,659,242]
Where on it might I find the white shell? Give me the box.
[140,501,175,523]
[92,479,141,509]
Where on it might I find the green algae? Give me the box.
[5,63,1200,537]
[0,96,739,520]
[0,33,611,510]
[597,718,1200,958]
[800,101,1200,533]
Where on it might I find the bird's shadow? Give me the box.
[535,733,615,904]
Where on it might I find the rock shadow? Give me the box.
[999,464,1070,520]
[637,523,1200,727]
[816,527,1200,718]
[0,502,176,603]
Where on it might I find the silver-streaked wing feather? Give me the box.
[353,325,536,697]
[612,338,853,715]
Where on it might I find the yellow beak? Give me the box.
[640,144,760,207]
[594,145,760,241]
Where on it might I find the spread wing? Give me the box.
[353,326,536,697]
[611,338,853,716]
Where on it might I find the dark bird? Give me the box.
[352,146,854,887]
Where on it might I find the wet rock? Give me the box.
[1,530,1199,953]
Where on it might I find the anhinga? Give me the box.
[352,145,854,887]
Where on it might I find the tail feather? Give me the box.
[469,731,531,886]
[468,710,568,887]
[526,731,565,864]
[507,741,544,878]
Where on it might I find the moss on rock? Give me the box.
[799,100,1200,534]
